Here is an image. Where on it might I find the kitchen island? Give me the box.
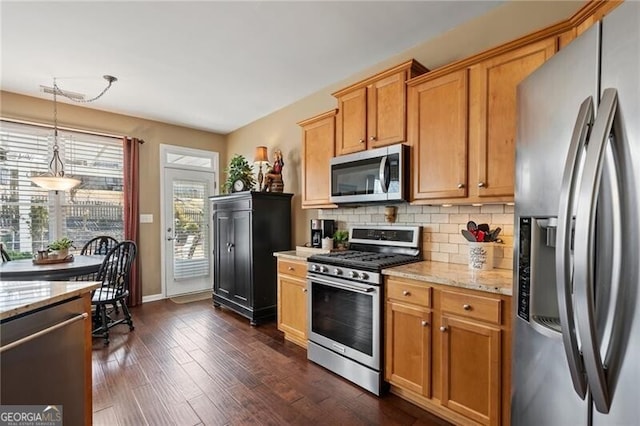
[0,280,99,425]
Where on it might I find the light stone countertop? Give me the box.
[0,281,100,320]
[382,261,513,296]
[273,246,332,262]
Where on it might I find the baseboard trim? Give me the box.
[142,293,165,303]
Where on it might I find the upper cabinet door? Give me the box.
[367,71,407,149]
[409,69,469,201]
[334,60,428,157]
[299,110,337,209]
[336,87,368,155]
[469,38,557,199]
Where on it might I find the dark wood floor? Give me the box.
[92,299,452,426]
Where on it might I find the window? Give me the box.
[0,120,124,258]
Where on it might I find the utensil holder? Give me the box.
[468,242,494,270]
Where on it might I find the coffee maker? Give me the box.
[310,219,335,248]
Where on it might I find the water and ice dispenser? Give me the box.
[517,217,563,335]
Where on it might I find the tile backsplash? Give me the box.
[319,204,515,270]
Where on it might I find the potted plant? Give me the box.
[333,230,349,250]
[223,154,256,193]
[48,237,75,259]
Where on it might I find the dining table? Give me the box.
[0,255,105,281]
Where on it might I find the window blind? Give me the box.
[0,120,124,258]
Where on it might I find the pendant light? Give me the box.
[30,75,117,192]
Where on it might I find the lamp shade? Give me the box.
[30,176,81,191]
[254,146,268,163]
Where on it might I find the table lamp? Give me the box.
[254,146,269,190]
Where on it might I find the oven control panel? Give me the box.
[308,263,380,285]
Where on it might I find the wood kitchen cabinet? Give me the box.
[211,192,293,325]
[384,277,512,426]
[298,110,336,209]
[407,38,556,204]
[333,59,428,156]
[408,69,469,201]
[276,258,308,348]
[439,290,503,426]
[468,37,556,200]
[385,279,432,397]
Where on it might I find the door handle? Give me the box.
[379,155,389,193]
[555,96,593,399]
[574,88,619,414]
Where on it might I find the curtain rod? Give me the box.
[0,116,144,143]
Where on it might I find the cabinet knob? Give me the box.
[440,326,447,332]
[302,288,308,293]
[369,136,377,141]
[463,304,471,311]
[421,320,428,327]
[359,139,365,144]
[457,183,464,189]
[402,290,411,296]
[288,266,294,271]
[478,182,486,188]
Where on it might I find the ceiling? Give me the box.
[0,1,515,135]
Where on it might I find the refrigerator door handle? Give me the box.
[556,96,594,399]
[574,88,619,414]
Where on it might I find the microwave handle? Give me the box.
[379,156,389,193]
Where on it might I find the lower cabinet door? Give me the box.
[440,315,501,426]
[385,301,431,397]
[277,275,307,346]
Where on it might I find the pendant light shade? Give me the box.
[30,175,82,191]
[30,75,117,192]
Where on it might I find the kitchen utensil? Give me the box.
[461,229,477,242]
[478,223,490,233]
[476,230,486,242]
[490,227,502,241]
[466,221,478,232]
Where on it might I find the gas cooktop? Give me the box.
[308,250,420,271]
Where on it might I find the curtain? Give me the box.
[123,137,142,306]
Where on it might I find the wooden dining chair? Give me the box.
[92,240,137,345]
[76,236,119,282]
[0,242,11,262]
[81,235,119,255]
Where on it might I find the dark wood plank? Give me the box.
[92,299,454,426]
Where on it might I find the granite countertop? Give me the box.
[274,246,332,262]
[0,281,100,321]
[382,261,513,296]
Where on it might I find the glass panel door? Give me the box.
[164,168,215,296]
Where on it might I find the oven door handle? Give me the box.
[308,275,376,294]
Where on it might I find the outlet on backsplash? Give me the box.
[318,203,515,270]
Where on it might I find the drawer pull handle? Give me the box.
[421,320,428,327]
[402,290,410,296]
[440,326,447,332]
[463,304,471,310]
[0,313,88,353]
[288,266,294,271]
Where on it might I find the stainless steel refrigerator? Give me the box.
[512,2,639,425]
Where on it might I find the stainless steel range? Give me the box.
[306,225,422,395]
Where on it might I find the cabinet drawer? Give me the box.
[278,259,307,279]
[387,280,431,307]
[440,290,501,325]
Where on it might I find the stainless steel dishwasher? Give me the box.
[1,297,88,425]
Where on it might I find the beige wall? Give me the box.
[0,1,583,295]
[1,90,227,296]
[225,0,583,247]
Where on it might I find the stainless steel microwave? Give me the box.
[330,143,408,204]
